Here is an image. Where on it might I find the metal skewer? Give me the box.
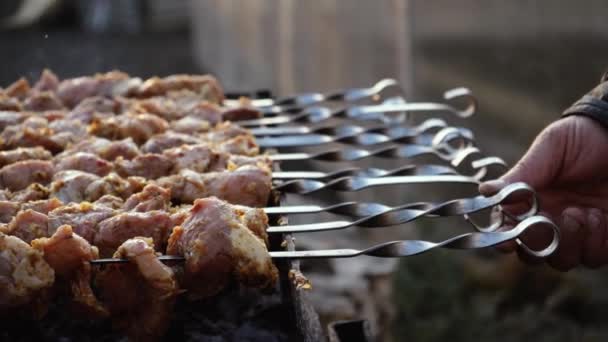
[271,164,456,180]
[89,215,559,265]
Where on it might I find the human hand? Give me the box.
[479,115,608,270]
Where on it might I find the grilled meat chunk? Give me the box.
[162,144,215,173]
[5,78,30,100]
[3,209,49,243]
[23,91,64,111]
[135,74,223,103]
[141,131,201,154]
[0,232,54,312]
[31,225,108,317]
[50,170,100,204]
[96,237,178,341]
[169,116,210,134]
[57,71,140,108]
[21,198,63,214]
[166,197,277,299]
[94,195,124,210]
[156,164,272,207]
[33,69,60,92]
[114,154,173,179]
[0,147,52,167]
[89,113,168,144]
[85,173,146,201]
[54,152,113,176]
[95,211,173,257]
[59,137,140,161]
[123,184,171,212]
[67,96,118,123]
[0,201,20,223]
[48,202,115,243]
[11,183,49,202]
[0,160,54,191]
[0,111,26,130]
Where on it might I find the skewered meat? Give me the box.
[5,78,30,100]
[21,198,63,214]
[11,183,49,202]
[221,105,262,122]
[22,91,64,111]
[114,154,173,179]
[156,164,272,207]
[141,131,201,154]
[94,195,124,209]
[170,116,210,134]
[95,210,173,257]
[134,74,224,104]
[31,225,108,317]
[0,201,20,223]
[96,237,178,340]
[57,71,141,108]
[0,231,54,312]
[54,152,113,176]
[3,209,49,243]
[59,137,140,161]
[67,96,118,123]
[123,184,171,212]
[89,112,168,144]
[33,69,60,92]
[0,111,26,130]
[0,121,63,153]
[214,135,259,156]
[163,143,216,173]
[48,202,115,243]
[50,170,100,204]
[0,160,54,191]
[85,172,146,201]
[0,147,52,167]
[166,197,277,299]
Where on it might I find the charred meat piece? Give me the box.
[50,170,100,204]
[48,202,115,243]
[23,91,64,111]
[0,160,54,191]
[31,225,108,317]
[166,197,277,299]
[123,184,171,212]
[213,135,260,156]
[0,232,54,312]
[3,209,49,243]
[221,105,262,122]
[57,71,141,108]
[0,121,63,153]
[203,121,252,142]
[233,204,270,244]
[141,132,201,154]
[156,165,272,207]
[0,147,52,167]
[0,95,22,111]
[89,113,168,144]
[54,152,113,176]
[95,210,173,257]
[96,237,178,341]
[5,78,30,100]
[59,137,140,161]
[114,154,173,179]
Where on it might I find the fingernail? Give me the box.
[562,214,580,234]
[588,212,601,234]
[479,180,506,195]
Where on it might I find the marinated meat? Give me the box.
[94,195,124,209]
[0,160,54,191]
[57,71,141,107]
[0,201,20,223]
[0,147,52,167]
[156,165,272,207]
[85,173,146,201]
[21,198,63,214]
[0,232,54,311]
[89,113,168,144]
[48,202,115,243]
[123,184,171,212]
[141,132,201,154]
[166,197,277,299]
[54,152,113,176]
[23,91,64,111]
[135,74,224,103]
[114,154,173,179]
[59,137,140,161]
[0,122,63,153]
[33,69,60,92]
[163,144,215,173]
[0,95,22,111]
[0,111,26,130]
[5,78,30,100]
[67,96,117,123]
[170,116,210,134]
[94,211,173,257]
[31,225,108,317]
[96,237,178,340]
[221,106,262,122]
[3,209,50,243]
[50,170,100,204]
[11,183,50,202]
[213,135,259,156]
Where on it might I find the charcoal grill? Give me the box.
[0,78,559,342]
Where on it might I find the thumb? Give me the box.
[479,121,567,195]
